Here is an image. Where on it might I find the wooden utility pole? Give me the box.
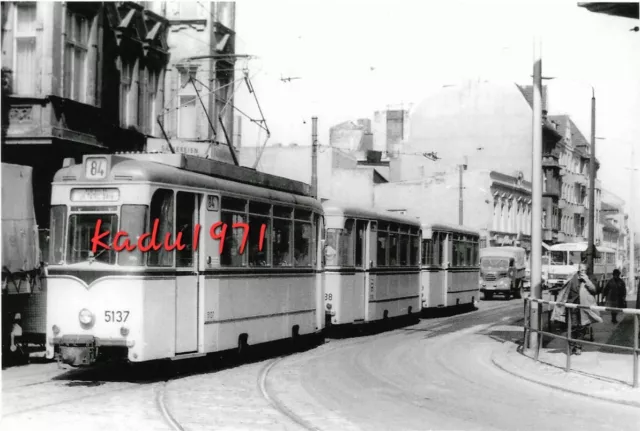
[311,117,318,199]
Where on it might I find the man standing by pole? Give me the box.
[528,37,543,352]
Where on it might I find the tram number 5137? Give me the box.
[105,311,129,323]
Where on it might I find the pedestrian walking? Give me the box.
[602,269,627,323]
[551,263,602,355]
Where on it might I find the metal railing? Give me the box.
[523,297,640,388]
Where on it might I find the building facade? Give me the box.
[1,1,170,229]
[149,1,237,161]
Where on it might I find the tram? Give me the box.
[548,242,617,290]
[322,202,421,328]
[45,153,325,366]
[420,223,480,312]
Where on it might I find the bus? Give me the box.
[45,153,325,366]
[322,202,421,329]
[548,242,617,290]
[420,223,480,311]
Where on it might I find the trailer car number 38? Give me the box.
[105,311,129,322]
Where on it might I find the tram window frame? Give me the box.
[410,231,420,266]
[399,230,409,266]
[220,197,248,267]
[422,238,431,265]
[273,205,293,267]
[248,201,271,267]
[148,188,175,267]
[66,212,118,265]
[175,192,197,269]
[49,205,67,265]
[438,232,447,266]
[118,204,148,267]
[340,219,355,267]
[377,222,389,266]
[355,219,367,268]
[294,220,312,267]
[388,224,399,266]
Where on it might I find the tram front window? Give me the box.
[67,213,118,264]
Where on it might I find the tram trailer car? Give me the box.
[420,223,481,314]
[322,202,421,329]
[45,154,325,366]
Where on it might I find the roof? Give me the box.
[549,242,616,253]
[579,2,639,19]
[322,200,421,226]
[516,84,562,139]
[547,115,592,158]
[421,222,480,238]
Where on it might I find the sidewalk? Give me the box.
[492,296,640,408]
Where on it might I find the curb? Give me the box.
[490,346,640,409]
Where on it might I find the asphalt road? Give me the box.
[2,298,639,430]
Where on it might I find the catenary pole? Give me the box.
[529,36,543,351]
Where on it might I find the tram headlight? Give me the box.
[120,326,129,337]
[78,308,95,328]
[326,303,332,310]
[52,325,60,335]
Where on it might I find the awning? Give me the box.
[578,2,640,19]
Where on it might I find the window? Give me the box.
[294,210,313,267]
[388,229,398,266]
[220,197,247,267]
[64,9,89,101]
[248,202,270,267]
[399,233,409,265]
[178,95,197,138]
[13,2,37,95]
[437,233,446,266]
[377,223,388,266]
[67,213,118,265]
[175,192,196,268]
[48,205,67,265]
[148,189,174,267]
[273,206,293,266]
[422,239,431,265]
[355,220,366,267]
[118,205,148,267]
[339,219,355,266]
[410,233,419,266]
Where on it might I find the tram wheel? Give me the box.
[237,334,250,362]
[483,292,493,300]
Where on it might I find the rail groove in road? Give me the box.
[156,382,186,431]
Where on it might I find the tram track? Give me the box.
[254,300,521,431]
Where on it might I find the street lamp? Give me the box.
[459,156,468,226]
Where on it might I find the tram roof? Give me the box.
[421,222,480,238]
[321,201,421,226]
[549,242,616,253]
[53,155,323,211]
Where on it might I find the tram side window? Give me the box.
[438,233,446,266]
[49,205,67,265]
[377,223,388,266]
[176,192,196,268]
[294,222,312,267]
[421,239,430,265]
[340,219,355,266]
[148,189,174,267]
[355,220,366,267]
[399,231,409,266]
[466,238,473,267]
[249,201,271,267]
[273,206,293,266]
[119,205,148,267]
[388,225,399,266]
[410,232,419,266]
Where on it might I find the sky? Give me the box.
[230,0,640,232]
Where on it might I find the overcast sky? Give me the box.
[231,0,640,231]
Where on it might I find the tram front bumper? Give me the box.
[57,335,98,366]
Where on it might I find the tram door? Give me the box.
[175,192,200,354]
[355,220,368,319]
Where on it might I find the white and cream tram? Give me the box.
[548,242,617,290]
[420,223,480,312]
[322,202,421,328]
[45,153,324,366]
